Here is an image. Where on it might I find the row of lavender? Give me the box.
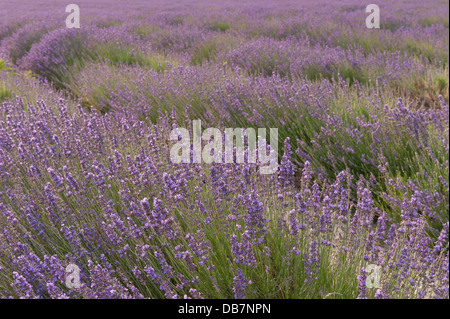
[0,0,449,298]
[0,93,448,298]
[1,1,448,98]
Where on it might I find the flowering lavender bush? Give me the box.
[0,0,448,299]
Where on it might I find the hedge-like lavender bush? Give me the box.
[0,96,448,298]
[0,0,448,299]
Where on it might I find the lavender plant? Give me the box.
[0,0,448,299]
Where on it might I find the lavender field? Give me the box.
[0,0,448,299]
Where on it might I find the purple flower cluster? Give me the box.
[0,0,448,299]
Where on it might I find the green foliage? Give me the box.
[0,58,14,72]
[0,83,12,101]
[94,44,171,72]
[419,15,449,28]
[205,21,230,32]
[191,42,217,65]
